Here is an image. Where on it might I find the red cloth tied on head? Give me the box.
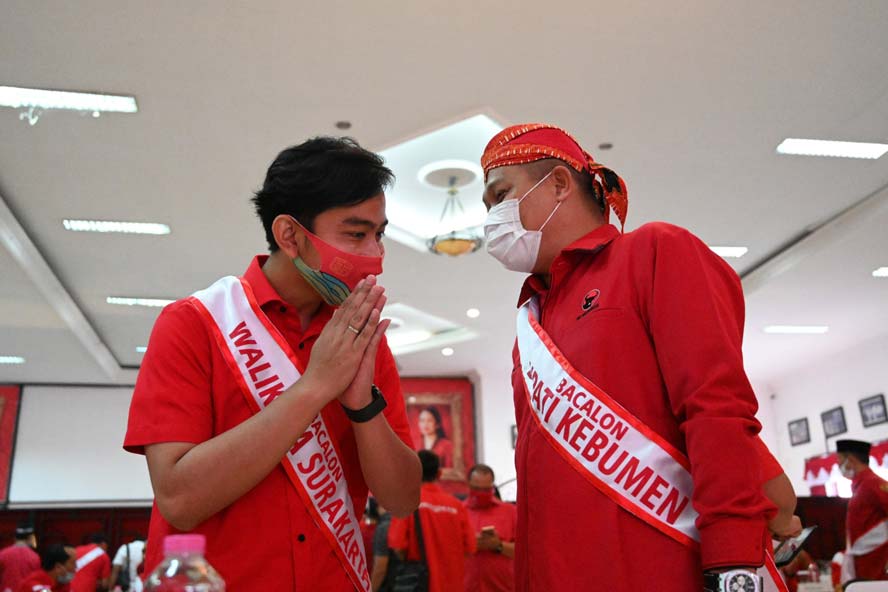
[481,123,628,230]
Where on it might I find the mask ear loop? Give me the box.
[517,170,554,205]
[537,200,562,232]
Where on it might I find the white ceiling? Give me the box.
[1,1,887,398]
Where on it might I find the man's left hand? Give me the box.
[339,292,388,411]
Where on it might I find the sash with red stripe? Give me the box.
[191,276,370,592]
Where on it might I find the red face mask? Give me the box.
[290,218,383,306]
[468,489,496,508]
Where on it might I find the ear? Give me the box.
[550,165,574,203]
[271,215,306,260]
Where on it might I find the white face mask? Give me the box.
[839,459,855,480]
[484,171,561,272]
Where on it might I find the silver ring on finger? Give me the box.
[347,325,361,335]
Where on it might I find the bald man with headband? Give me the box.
[480,124,778,592]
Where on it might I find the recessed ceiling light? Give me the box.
[776,138,888,160]
[0,86,138,114]
[335,121,352,130]
[709,246,748,258]
[106,296,175,308]
[763,325,829,335]
[63,219,171,235]
[0,356,26,365]
[598,143,613,150]
[386,329,433,348]
[466,308,480,319]
[441,347,455,357]
[873,267,888,278]
[136,346,148,353]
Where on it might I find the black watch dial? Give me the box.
[726,572,757,592]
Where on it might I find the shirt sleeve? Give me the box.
[112,545,126,567]
[755,437,784,483]
[101,555,111,578]
[123,300,214,454]
[372,520,392,557]
[638,223,775,570]
[374,339,413,450]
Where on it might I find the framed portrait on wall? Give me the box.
[788,418,810,446]
[859,394,888,428]
[400,377,475,495]
[821,406,847,438]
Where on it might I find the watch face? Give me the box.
[726,572,757,592]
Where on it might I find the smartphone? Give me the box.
[773,526,817,567]
[480,526,496,536]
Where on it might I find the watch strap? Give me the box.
[341,384,387,423]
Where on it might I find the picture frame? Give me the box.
[401,377,476,495]
[821,406,848,439]
[788,417,810,447]
[859,394,888,428]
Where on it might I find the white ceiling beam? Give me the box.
[742,181,888,295]
[0,192,120,379]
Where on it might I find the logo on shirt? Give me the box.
[576,289,601,320]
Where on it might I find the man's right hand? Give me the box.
[302,276,386,402]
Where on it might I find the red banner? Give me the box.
[0,385,22,505]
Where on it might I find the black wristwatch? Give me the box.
[703,570,761,592]
[341,385,387,423]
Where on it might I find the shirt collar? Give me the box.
[243,255,284,308]
[517,223,620,306]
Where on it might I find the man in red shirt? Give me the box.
[70,535,110,592]
[480,123,776,591]
[125,137,421,591]
[17,544,75,592]
[0,525,39,592]
[837,439,888,584]
[388,451,475,592]
[463,464,517,592]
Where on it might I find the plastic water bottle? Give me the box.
[144,535,225,592]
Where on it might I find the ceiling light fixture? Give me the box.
[63,219,171,235]
[873,267,888,278]
[425,165,483,256]
[466,308,480,318]
[136,346,148,353]
[709,246,748,258]
[386,329,433,348]
[763,325,829,335]
[106,296,175,308]
[0,356,26,365]
[0,85,138,126]
[776,138,888,160]
[441,347,455,357]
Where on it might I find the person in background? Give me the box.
[0,524,39,592]
[417,406,453,468]
[71,534,111,592]
[836,439,888,585]
[388,451,475,592]
[109,539,144,592]
[370,503,396,592]
[16,544,75,592]
[463,464,517,592]
[361,498,381,569]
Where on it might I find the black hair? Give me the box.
[467,463,495,482]
[420,406,447,440]
[418,450,441,482]
[251,137,394,251]
[846,450,870,464]
[40,544,70,571]
[365,497,380,522]
[85,533,108,546]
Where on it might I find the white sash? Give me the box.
[76,546,105,570]
[191,276,370,592]
[842,519,888,584]
[517,296,699,547]
[516,297,789,589]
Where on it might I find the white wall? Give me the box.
[766,333,888,495]
[472,363,520,496]
[9,385,153,507]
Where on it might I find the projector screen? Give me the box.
[8,385,153,507]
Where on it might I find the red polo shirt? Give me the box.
[848,468,888,580]
[0,544,40,592]
[15,570,66,592]
[124,255,413,591]
[70,545,109,592]
[463,499,517,592]
[511,223,774,591]
[388,483,476,592]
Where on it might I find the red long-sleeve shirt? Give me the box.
[511,222,774,591]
